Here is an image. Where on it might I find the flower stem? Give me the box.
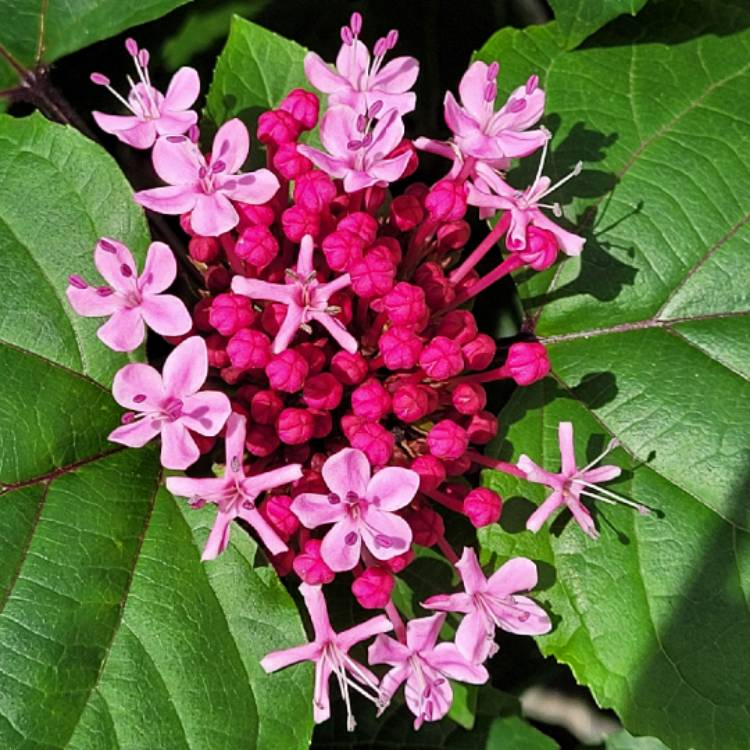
[443,253,524,313]
[449,212,510,284]
[436,534,459,566]
[422,487,464,514]
[466,450,526,479]
[384,600,406,642]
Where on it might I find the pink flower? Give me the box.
[232,234,357,354]
[415,62,546,172]
[368,613,489,729]
[134,119,279,236]
[304,13,418,116]
[297,106,411,192]
[467,147,585,257]
[67,238,191,352]
[261,583,392,729]
[519,422,648,538]
[422,548,550,663]
[91,39,199,149]
[108,336,231,469]
[291,448,417,571]
[166,413,302,560]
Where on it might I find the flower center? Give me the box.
[161,396,184,421]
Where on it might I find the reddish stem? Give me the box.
[467,450,526,479]
[423,487,464,514]
[452,364,511,385]
[436,534,459,566]
[449,212,510,284]
[385,600,407,642]
[443,253,525,313]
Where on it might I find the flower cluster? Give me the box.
[69,19,649,731]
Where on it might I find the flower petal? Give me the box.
[222,168,280,205]
[179,391,231,436]
[238,505,288,556]
[486,557,538,597]
[338,614,392,652]
[458,61,490,119]
[427,642,489,684]
[231,276,296,304]
[140,294,192,337]
[372,56,419,94]
[155,109,198,136]
[526,490,564,533]
[322,447,370,498]
[335,39,370,86]
[152,136,201,184]
[273,305,304,353]
[455,607,493,663]
[134,184,198,215]
[300,583,333,640]
[261,641,319,673]
[493,129,549,159]
[291,492,346,529]
[140,241,177,294]
[162,336,207,398]
[567,497,599,539]
[360,508,412,561]
[558,421,577,476]
[163,66,200,111]
[532,212,585,256]
[295,145,349,179]
[378,663,409,704]
[160,419,200,469]
[201,510,234,560]
[366,466,419,511]
[320,517,361,572]
[66,284,121,317]
[191,192,239,236]
[404,664,452,728]
[581,464,622,484]
[313,661,333,724]
[368,108,404,161]
[368,633,410,667]
[488,594,552,636]
[455,547,487,595]
[320,105,358,159]
[223,412,247,478]
[405,613,445,652]
[309,311,359,353]
[166,475,227,503]
[211,118,249,173]
[108,417,161,448]
[112,362,165,410]
[94,238,138,291]
[421,592,472,614]
[242,464,303,498]
[304,51,348,94]
[444,91,479,139]
[97,307,145,352]
[92,111,141,133]
[113,121,158,149]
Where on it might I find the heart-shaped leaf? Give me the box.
[548,0,648,49]
[0,113,312,749]
[474,1,750,748]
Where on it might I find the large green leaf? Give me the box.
[474,2,750,748]
[0,0,191,92]
[548,0,648,49]
[0,113,312,749]
[606,730,671,750]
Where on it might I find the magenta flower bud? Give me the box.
[383,282,428,327]
[462,333,496,371]
[192,297,213,332]
[321,229,366,272]
[452,383,487,415]
[349,247,396,298]
[383,549,414,573]
[437,310,478,345]
[410,454,446,492]
[205,265,232,293]
[348,419,394,466]
[294,170,337,213]
[505,341,550,385]
[205,333,229,369]
[437,220,471,251]
[303,372,343,410]
[330,350,368,385]
[261,302,287,336]
[294,343,327,374]
[309,408,333,439]
[420,336,464,380]
[389,194,424,231]
[466,410,498,445]
[517,225,559,270]
[415,262,455,309]
[337,211,378,244]
[266,349,309,392]
[424,179,468,221]
[209,293,255,337]
[273,142,313,180]
[352,566,395,609]
[351,377,392,420]
[293,539,335,585]
[235,225,279,270]
[188,236,221,264]
[257,109,301,145]
[281,205,320,242]
[371,236,403,267]
[246,422,280,457]
[379,326,423,370]
[251,389,285,425]
[428,419,469,460]
[277,407,314,445]
[405,505,444,547]
[260,494,299,539]
[443,453,472,476]
[227,328,272,370]
[392,383,431,423]
[463,487,502,528]
[237,202,276,227]
[279,88,320,130]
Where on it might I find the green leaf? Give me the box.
[205,16,313,137]
[0,113,312,749]
[548,0,648,49]
[475,2,750,748]
[0,0,191,91]
[606,729,672,750]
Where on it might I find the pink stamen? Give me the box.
[124,38,138,57]
[526,74,539,94]
[90,72,110,86]
[350,11,362,35]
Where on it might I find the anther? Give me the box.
[68,274,87,289]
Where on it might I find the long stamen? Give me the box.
[90,73,139,115]
[579,438,619,473]
[533,129,551,185]
[538,160,583,200]
[128,44,159,117]
[572,482,651,514]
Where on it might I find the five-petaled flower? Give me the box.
[519,421,648,538]
[232,234,357,353]
[369,613,489,729]
[134,118,280,236]
[91,38,199,149]
[109,336,231,469]
[166,412,302,560]
[67,238,191,352]
[422,548,550,663]
[304,12,419,116]
[291,447,418,571]
[262,583,392,730]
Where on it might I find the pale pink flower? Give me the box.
[91,38,199,149]
[66,238,191,352]
[422,548,550,663]
[467,151,585,256]
[304,13,419,116]
[415,61,547,171]
[261,583,392,729]
[368,613,489,729]
[109,336,231,470]
[134,119,279,236]
[232,234,357,354]
[297,106,411,192]
[519,422,649,538]
[290,447,417,572]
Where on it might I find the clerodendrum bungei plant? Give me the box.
[66,13,652,731]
